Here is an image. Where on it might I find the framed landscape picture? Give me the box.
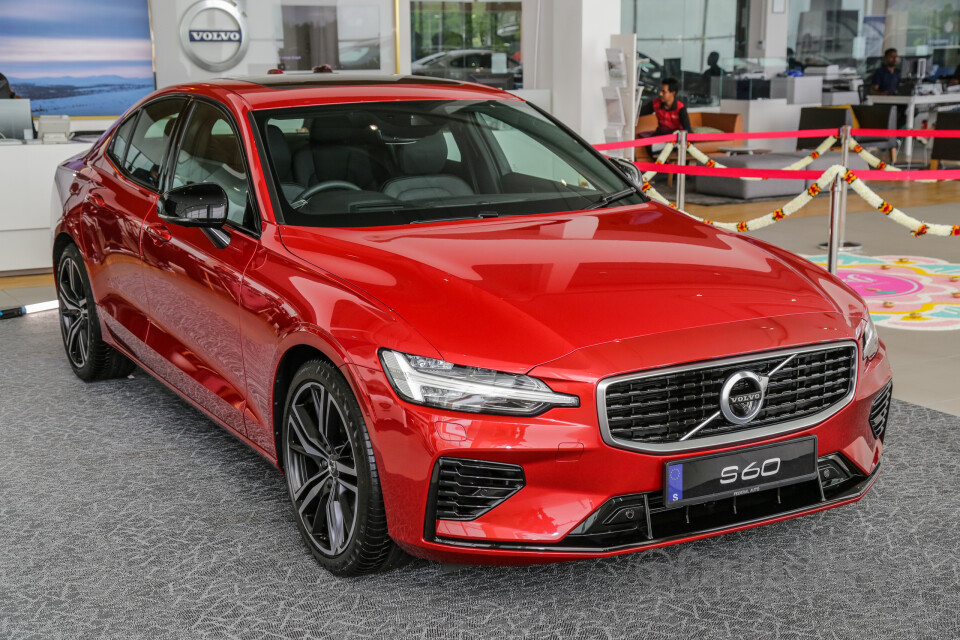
[0,0,155,117]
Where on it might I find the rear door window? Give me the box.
[107,115,137,168]
[121,98,186,190]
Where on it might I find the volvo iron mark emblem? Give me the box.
[179,0,249,73]
[720,371,766,424]
[678,353,797,441]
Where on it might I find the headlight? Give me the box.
[378,349,580,416]
[862,313,879,361]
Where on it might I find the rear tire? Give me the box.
[56,244,136,381]
[281,358,407,576]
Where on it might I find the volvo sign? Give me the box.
[719,370,766,425]
[179,0,248,72]
[189,30,242,43]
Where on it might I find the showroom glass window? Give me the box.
[410,2,522,88]
[620,0,743,107]
[120,99,186,190]
[278,2,382,71]
[172,101,254,230]
[788,0,960,75]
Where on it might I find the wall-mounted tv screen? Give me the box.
[0,0,155,117]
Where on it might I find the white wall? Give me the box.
[149,0,403,88]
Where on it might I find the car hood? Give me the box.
[279,205,843,373]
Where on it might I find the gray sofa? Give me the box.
[693,151,869,200]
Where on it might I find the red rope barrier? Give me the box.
[632,162,960,181]
[595,134,676,150]
[851,128,960,138]
[596,127,960,151]
[685,129,840,142]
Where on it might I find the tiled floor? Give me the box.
[2,200,958,416]
[0,274,56,309]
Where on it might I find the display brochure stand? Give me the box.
[607,34,638,160]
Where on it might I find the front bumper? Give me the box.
[347,325,892,565]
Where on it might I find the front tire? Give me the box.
[281,359,406,576]
[56,244,135,381]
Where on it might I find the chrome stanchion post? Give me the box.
[817,127,860,254]
[828,171,842,275]
[838,125,850,248]
[839,124,861,251]
[676,130,687,210]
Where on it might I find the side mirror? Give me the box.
[160,183,229,227]
[609,157,643,187]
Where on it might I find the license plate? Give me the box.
[664,437,818,509]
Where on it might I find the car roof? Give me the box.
[173,73,516,110]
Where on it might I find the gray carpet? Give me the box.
[2,311,959,640]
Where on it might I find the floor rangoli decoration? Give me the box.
[805,254,960,330]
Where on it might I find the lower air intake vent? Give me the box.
[869,381,893,439]
[435,457,525,521]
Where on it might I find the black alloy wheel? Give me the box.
[57,252,90,370]
[282,359,407,576]
[56,244,135,381]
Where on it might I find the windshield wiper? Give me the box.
[410,210,499,224]
[585,188,636,210]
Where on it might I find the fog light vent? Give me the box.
[435,457,525,521]
[818,455,852,490]
[869,381,893,440]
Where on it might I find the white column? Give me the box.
[747,0,788,75]
[522,0,621,144]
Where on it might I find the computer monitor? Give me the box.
[662,58,682,80]
[901,55,931,79]
[0,100,34,140]
[37,115,71,141]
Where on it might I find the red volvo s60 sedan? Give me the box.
[52,74,892,575]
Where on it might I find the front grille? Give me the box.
[602,344,857,445]
[434,457,525,521]
[869,381,893,439]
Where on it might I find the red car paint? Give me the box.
[54,77,891,565]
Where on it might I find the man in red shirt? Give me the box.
[639,77,691,135]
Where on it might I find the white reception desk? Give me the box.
[0,141,91,274]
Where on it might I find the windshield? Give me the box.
[254,99,645,227]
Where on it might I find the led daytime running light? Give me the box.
[379,349,579,411]
[862,314,879,361]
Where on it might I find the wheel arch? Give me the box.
[52,232,77,270]
[271,343,340,471]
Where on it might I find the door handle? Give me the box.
[145,223,171,243]
[85,193,104,207]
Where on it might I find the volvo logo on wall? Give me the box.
[719,370,766,425]
[179,0,249,72]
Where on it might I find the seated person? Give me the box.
[948,65,960,87]
[870,48,901,95]
[702,52,724,78]
[638,77,691,137]
[0,72,22,99]
[787,48,805,72]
